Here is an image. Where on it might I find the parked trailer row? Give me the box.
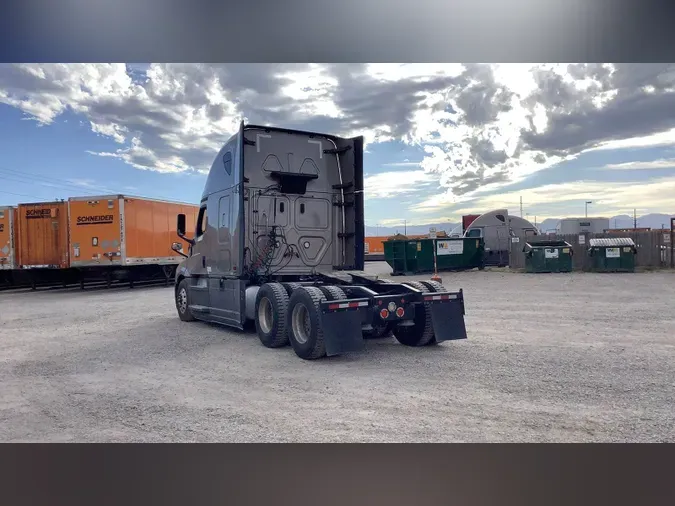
[0,196,198,289]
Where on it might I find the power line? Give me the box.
[0,165,187,204]
[0,167,119,196]
[0,189,45,199]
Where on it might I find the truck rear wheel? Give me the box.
[318,285,346,301]
[419,280,446,292]
[281,282,302,296]
[287,286,328,360]
[255,283,290,348]
[175,278,196,322]
[393,280,435,347]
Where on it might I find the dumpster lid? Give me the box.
[524,240,572,249]
[588,237,635,247]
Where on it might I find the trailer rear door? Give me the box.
[68,197,122,267]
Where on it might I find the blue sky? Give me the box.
[1,63,674,227]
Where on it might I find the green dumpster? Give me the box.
[587,237,637,272]
[523,240,573,273]
[383,237,485,275]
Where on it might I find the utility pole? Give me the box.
[404,220,407,236]
[585,201,592,218]
[633,208,637,229]
[520,196,523,217]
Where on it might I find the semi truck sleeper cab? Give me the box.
[172,122,468,360]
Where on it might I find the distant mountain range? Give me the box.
[537,213,673,233]
[366,222,461,237]
[365,213,673,237]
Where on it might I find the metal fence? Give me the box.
[509,230,673,271]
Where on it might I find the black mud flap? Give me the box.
[425,291,467,342]
[319,298,369,356]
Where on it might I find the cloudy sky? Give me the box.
[1,63,674,227]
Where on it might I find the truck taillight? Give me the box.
[379,308,389,319]
[395,307,405,318]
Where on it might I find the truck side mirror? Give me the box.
[177,214,187,237]
[171,241,188,258]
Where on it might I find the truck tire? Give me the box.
[393,280,436,347]
[403,280,430,293]
[175,278,196,322]
[281,282,303,296]
[416,281,447,346]
[287,286,329,360]
[318,285,346,301]
[419,280,446,292]
[364,319,391,339]
[255,283,291,348]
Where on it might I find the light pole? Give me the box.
[585,201,592,218]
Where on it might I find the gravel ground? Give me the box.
[1,263,674,442]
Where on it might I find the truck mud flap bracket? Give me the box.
[319,298,370,356]
[424,292,467,342]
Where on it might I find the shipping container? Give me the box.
[0,206,17,270]
[68,195,198,268]
[364,235,427,255]
[462,214,481,234]
[17,201,70,269]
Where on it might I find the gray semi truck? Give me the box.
[171,122,468,360]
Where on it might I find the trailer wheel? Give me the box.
[318,285,346,301]
[175,278,196,322]
[287,286,328,360]
[281,282,303,297]
[393,280,435,347]
[255,283,291,348]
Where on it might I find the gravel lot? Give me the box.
[1,263,674,442]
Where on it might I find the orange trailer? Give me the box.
[0,206,17,270]
[68,195,198,268]
[365,234,429,255]
[16,201,70,269]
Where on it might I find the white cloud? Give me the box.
[2,63,675,201]
[599,158,675,170]
[427,178,675,221]
[364,170,436,199]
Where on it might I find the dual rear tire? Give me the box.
[253,280,446,359]
[391,280,445,347]
[254,283,336,360]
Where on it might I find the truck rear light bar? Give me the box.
[423,293,459,302]
[322,298,371,313]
